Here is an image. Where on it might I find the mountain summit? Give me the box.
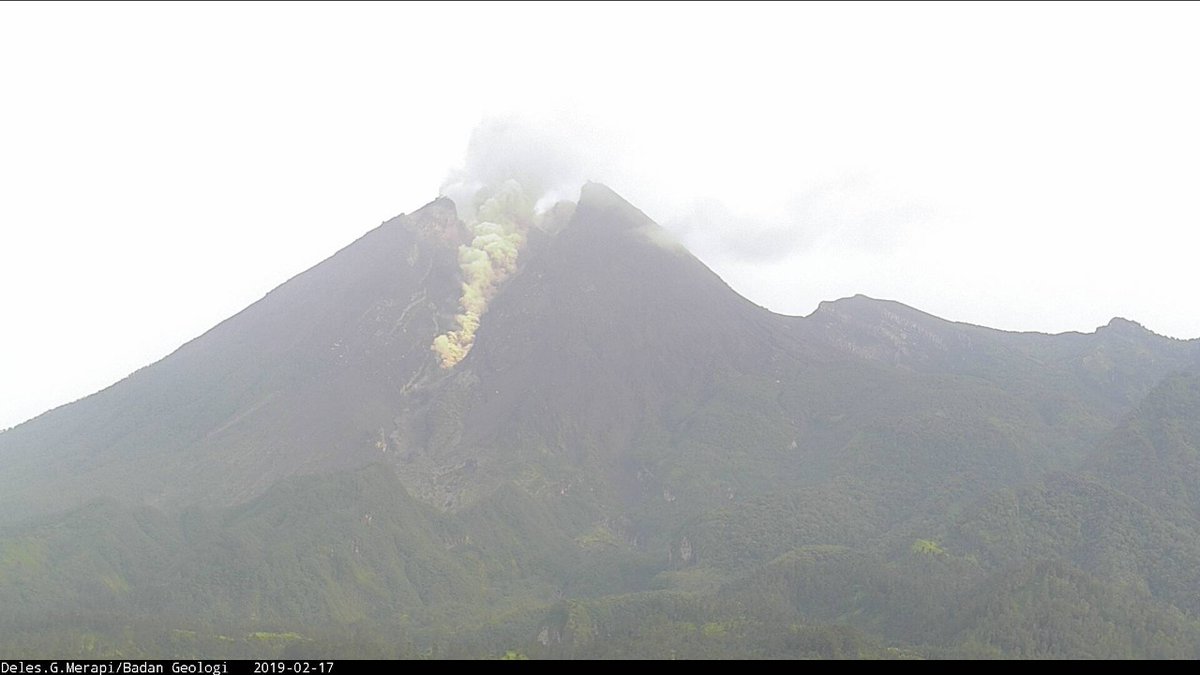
[1,184,1199,658]
[0,183,801,518]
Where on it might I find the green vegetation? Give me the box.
[911,540,946,556]
[1,186,1199,658]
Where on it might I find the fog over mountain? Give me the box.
[2,178,1199,659]
[5,4,1200,434]
[3,2,1200,661]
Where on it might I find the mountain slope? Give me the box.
[389,183,822,509]
[1,182,1199,658]
[947,372,1200,615]
[5,183,1193,525]
[0,198,466,521]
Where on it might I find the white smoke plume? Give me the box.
[439,115,611,221]
[431,180,535,367]
[431,117,594,368]
[428,115,927,368]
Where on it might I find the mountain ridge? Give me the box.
[2,183,1200,658]
[2,183,1197,522]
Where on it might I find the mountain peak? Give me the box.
[405,196,467,245]
[577,180,624,205]
[7,179,1200,658]
[1101,317,1147,333]
[573,182,655,233]
[1095,316,1182,343]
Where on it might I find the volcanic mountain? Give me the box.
[1,183,1199,658]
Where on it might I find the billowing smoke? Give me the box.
[431,180,536,367]
[439,115,609,219]
[431,117,589,368]
[429,115,929,368]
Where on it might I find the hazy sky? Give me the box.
[2,2,1199,430]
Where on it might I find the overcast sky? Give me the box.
[2,2,1198,430]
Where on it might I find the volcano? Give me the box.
[2,183,1199,659]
